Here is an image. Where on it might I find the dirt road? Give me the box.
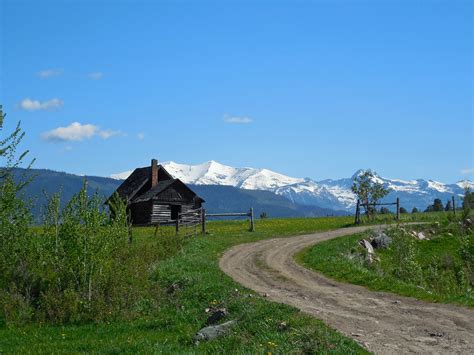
[219,226,474,354]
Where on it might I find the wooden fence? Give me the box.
[176,207,203,238]
[355,198,400,224]
[152,207,256,238]
[202,208,255,234]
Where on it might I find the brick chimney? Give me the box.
[151,159,158,188]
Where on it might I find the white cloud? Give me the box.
[87,72,103,80]
[19,98,63,111]
[223,114,252,124]
[461,168,474,175]
[37,68,63,78]
[137,132,145,140]
[98,129,123,139]
[42,122,124,142]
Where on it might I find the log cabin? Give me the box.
[109,159,204,226]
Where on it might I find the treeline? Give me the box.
[425,193,474,213]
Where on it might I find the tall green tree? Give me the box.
[463,186,474,211]
[433,198,444,212]
[352,170,390,220]
[445,200,452,212]
[0,105,36,314]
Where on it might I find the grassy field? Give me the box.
[0,212,449,353]
[297,213,474,308]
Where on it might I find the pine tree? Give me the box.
[433,198,443,212]
[445,200,452,212]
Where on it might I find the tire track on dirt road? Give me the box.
[219,226,474,354]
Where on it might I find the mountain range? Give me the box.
[112,160,472,212]
[9,168,344,223]
[8,161,471,223]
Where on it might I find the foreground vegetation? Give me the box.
[298,213,474,307]
[2,216,371,354]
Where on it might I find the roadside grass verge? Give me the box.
[1,216,368,354]
[297,218,474,307]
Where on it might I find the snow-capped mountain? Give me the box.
[111,161,473,212]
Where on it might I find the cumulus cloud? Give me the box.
[18,98,63,111]
[42,122,123,142]
[37,68,63,78]
[137,132,145,140]
[223,114,252,124]
[87,72,103,80]
[461,168,474,175]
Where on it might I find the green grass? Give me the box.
[297,219,474,308]
[0,212,450,353]
[0,216,367,354]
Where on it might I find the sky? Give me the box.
[1,0,473,182]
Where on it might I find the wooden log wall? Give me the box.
[151,203,171,224]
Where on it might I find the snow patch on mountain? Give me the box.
[111,161,472,211]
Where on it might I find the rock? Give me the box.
[371,232,392,249]
[411,231,428,240]
[359,239,375,263]
[193,320,237,344]
[277,321,289,331]
[205,308,227,326]
[166,282,181,295]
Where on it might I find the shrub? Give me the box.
[379,207,390,214]
[390,228,423,284]
[0,183,171,325]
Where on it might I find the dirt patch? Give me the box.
[219,225,474,354]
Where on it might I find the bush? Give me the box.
[0,183,170,325]
[379,207,391,214]
[390,228,423,283]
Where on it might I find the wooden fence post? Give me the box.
[452,196,456,216]
[201,208,206,235]
[249,208,255,232]
[396,198,400,221]
[128,224,133,244]
[175,218,179,234]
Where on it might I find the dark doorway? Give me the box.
[171,205,181,220]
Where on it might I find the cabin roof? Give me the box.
[131,179,176,203]
[115,167,150,202]
[111,163,204,204]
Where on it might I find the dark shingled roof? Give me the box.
[131,179,175,203]
[110,164,204,204]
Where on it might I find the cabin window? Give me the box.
[171,205,181,220]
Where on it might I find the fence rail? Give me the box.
[355,198,400,224]
[202,208,255,233]
[176,207,203,238]
[170,207,256,236]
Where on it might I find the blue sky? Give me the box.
[1,0,472,182]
